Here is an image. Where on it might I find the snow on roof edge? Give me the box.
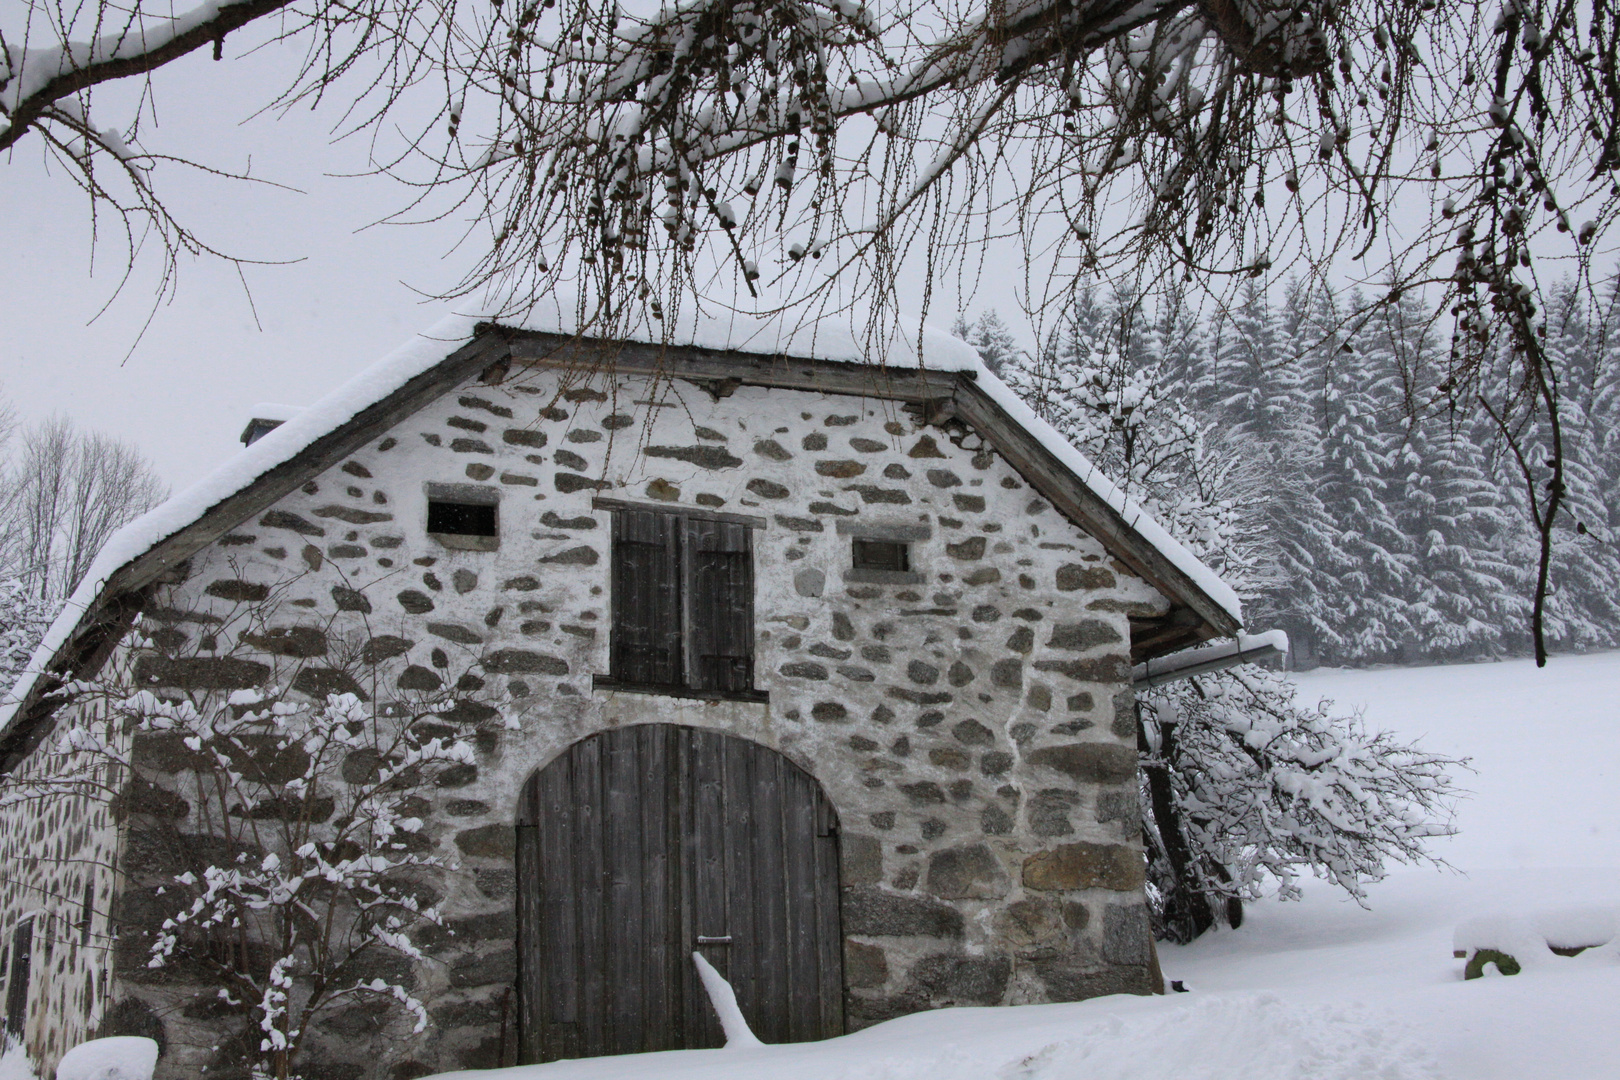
[0,310,489,730]
[1,300,1241,733]
[965,365,1243,626]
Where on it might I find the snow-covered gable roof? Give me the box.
[0,301,1242,767]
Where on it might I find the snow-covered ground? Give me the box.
[416,652,1619,1080]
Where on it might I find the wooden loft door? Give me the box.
[515,724,843,1062]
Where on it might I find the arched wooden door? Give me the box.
[515,724,844,1062]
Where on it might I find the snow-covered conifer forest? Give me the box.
[962,279,1620,668]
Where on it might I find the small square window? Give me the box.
[851,538,909,573]
[426,483,499,550]
[427,500,497,537]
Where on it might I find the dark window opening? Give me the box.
[428,500,497,537]
[606,508,761,699]
[852,538,909,573]
[80,879,94,946]
[4,920,32,1037]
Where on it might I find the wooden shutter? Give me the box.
[685,519,754,693]
[610,511,683,686]
[4,920,32,1037]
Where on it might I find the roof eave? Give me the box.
[0,332,515,771]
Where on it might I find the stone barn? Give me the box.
[0,310,1242,1079]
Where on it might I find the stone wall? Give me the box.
[0,694,126,1076]
[104,361,1170,1078]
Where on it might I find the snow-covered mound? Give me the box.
[55,1038,156,1080]
[1454,907,1617,964]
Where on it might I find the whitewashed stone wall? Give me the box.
[0,694,125,1076]
[92,361,1172,1079]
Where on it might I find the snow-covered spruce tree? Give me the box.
[1594,279,1620,539]
[1391,418,1526,659]
[999,292,1462,941]
[1378,291,1526,660]
[1211,282,1347,669]
[1002,288,1267,600]
[1516,285,1620,651]
[1312,297,1417,664]
[1209,283,1292,445]
[965,311,1023,378]
[7,592,508,1080]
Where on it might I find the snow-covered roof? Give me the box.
[497,294,1241,621]
[0,300,1243,747]
[1132,630,1289,689]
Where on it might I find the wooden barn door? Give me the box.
[515,724,843,1062]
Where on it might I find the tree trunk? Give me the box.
[1136,705,1215,943]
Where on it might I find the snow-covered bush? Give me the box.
[1138,666,1463,942]
[6,595,508,1080]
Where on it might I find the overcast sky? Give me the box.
[0,40,474,491]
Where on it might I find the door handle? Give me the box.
[695,935,733,945]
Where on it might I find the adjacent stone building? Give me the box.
[0,312,1242,1078]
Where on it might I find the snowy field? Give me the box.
[421,652,1620,1080]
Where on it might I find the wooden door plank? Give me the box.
[514,821,544,1064]
[813,793,846,1038]
[604,727,644,1052]
[574,733,607,1057]
[751,747,788,1042]
[672,725,694,1050]
[537,750,580,1060]
[639,724,677,1052]
[686,728,728,1048]
[719,735,758,1038]
[783,764,819,1042]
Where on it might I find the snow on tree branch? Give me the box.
[1,592,514,1079]
[1139,663,1465,941]
[0,1,293,154]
